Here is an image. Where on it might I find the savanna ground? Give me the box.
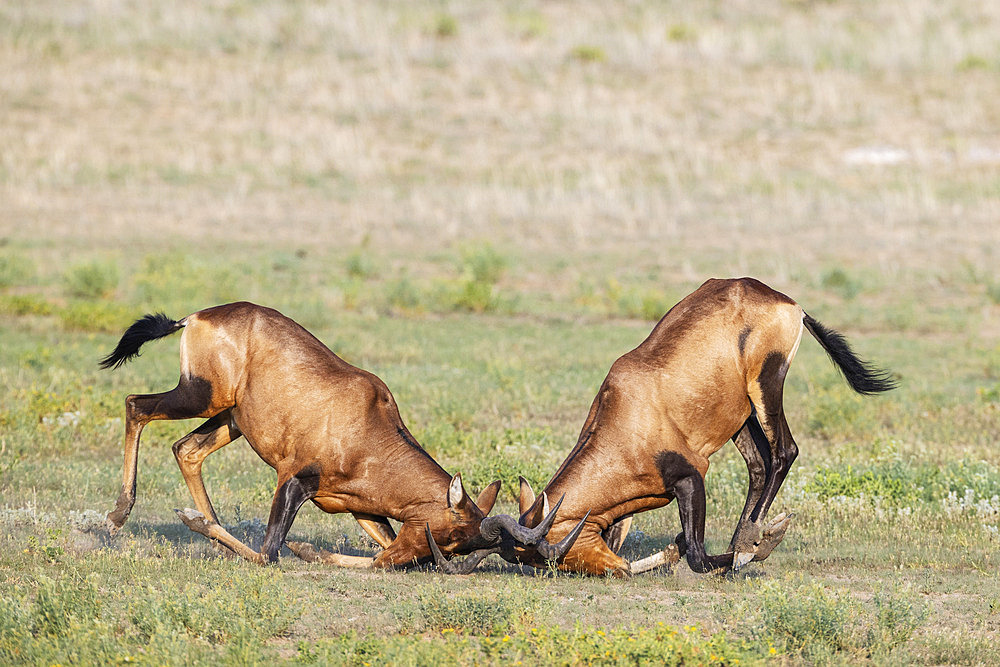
[1,1,999,664]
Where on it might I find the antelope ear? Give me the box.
[520,490,549,528]
[518,476,536,514]
[447,473,466,508]
[476,480,502,514]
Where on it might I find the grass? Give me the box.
[1,0,999,664]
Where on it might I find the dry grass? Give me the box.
[2,0,998,274]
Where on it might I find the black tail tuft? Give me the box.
[802,313,897,395]
[99,313,184,370]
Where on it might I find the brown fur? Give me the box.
[104,302,500,567]
[514,278,884,576]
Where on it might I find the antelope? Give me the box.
[99,302,574,570]
[462,278,896,577]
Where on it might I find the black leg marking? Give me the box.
[729,411,772,551]
[260,464,321,562]
[672,474,732,573]
[749,353,799,526]
[656,451,733,573]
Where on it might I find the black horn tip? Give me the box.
[535,494,565,535]
[424,523,497,575]
[538,510,590,562]
[424,523,458,574]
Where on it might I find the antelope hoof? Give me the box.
[664,542,681,567]
[753,512,793,562]
[733,551,755,570]
[105,499,132,537]
[175,508,214,537]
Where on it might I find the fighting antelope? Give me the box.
[479,278,895,577]
[99,302,571,569]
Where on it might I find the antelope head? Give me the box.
[421,474,501,561]
[425,475,588,574]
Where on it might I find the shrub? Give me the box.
[867,583,929,653]
[128,569,299,645]
[434,13,458,38]
[402,580,549,635]
[0,293,54,316]
[727,575,928,661]
[345,249,378,280]
[62,260,119,299]
[57,300,135,333]
[0,253,35,288]
[571,44,607,63]
[31,574,102,638]
[820,267,862,300]
[385,275,423,313]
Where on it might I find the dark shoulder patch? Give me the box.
[654,451,699,491]
[738,326,752,355]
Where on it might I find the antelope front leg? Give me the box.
[285,512,398,568]
[286,522,426,570]
[671,472,740,574]
[629,542,682,574]
[178,469,319,565]
[176,509,267,564]
[285,541,376,568]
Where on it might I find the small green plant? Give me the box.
[385,274,423,313]
[62,259,119,299]
[666,23,697,42]
[956,54,993,72]
[345,249,377,280]
[508,10,547,39]
[437,244,510,313]
[459,243,507,286]
[128,569,299,645]
[434,13,458,38]
[0,253,35,288]
[987,281,1000,305]
[570,44,606,63]
[461,431,555,501]
[820,267,862,300]
[867,583,929,653]
[57,300,134,333]
[806,464,915,504]
[26,530,66,563]
[31,573,101,637]
[0,293,54,316]
[728,576,929,660]
[133,252,240,310]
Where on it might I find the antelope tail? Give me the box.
[802,313,897,395]
[99,313,184,370]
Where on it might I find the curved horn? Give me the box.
[423,524,497,575]
[480,494,565,545]
[536,511,589,561]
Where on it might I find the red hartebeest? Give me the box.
[474,278,896,577]
[100,302,570,570]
